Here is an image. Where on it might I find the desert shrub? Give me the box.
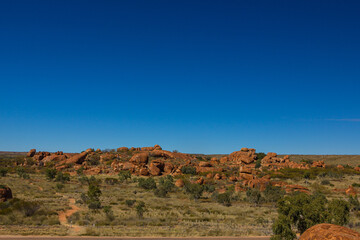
[55,172,70,183]
[78,175,89,185]
[321,179,331,185]
[55,183,64,190]
[125,199,136,207]
[45,168,57,181]
[255,159,261,169]
[181,166,197,175]
[301,159,313,165]
[105,177,118,185]
[76,166,84,175]
[138,177,157,190]
[118,170,131,182]
[256,152,266,161]
[103,205,115,221]
[264,185,285,203]
[90,175,102,184]
[16,167,30,179]
[154,175,175,198]
[0,168,8,177]
[87,154,100,166]
[0,198,41,217]
[246,189,263,206]
[271,192,350,239]
[203,184,216,193]
[352,183,360,188]
[348,195,360,211]
[135,201,146,218]
[328,199,350,225]
[212,192,232,206]
[184,182,204,200]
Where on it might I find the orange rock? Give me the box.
[175,179,185,187]
[196,177,204,185]
[355,167,360,171]
[65,151,88,165]
[199,161,212,167]
[149,164,161,176]
[240,173,254,180]
[163,162,174,174]
[27,149,36,157]
[337,165,345,169]
[139,168,149,176]
[299,223,360,240]
[129,153,149,165]
[116,147,129,152]
[154,144,162,150]
[141,147,155,151]
[214,173,222,180]
[229,176,237,182]
[220,156,228,163]
[345,186,357,196]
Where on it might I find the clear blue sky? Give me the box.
[1,0,359,154]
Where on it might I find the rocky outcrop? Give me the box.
[0,186,12,202]
[27,149,36,157]
[129,153,149,165]
[229,148,256,164]
[299,223,360,240]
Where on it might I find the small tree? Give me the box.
[86,180,102,210]
[246,189,263,206]
[118,170,131,182]
[138,178,157,190]
[55,172,70,183]
[184,182,204,200]
[0,168,8,177]
[135,201,146,219]
[45,168,57,181]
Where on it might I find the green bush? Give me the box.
[138,177,157,190]
[105,178,118,185]
[263,185,285,203]
[55,172,70,183]
[184,182,204,200]
[87,154,100,166]
[118,170,131,182]
[45,168,57,181]
[213,192,232,206]
[125,199,136,207]
[154,175,175,198]
[271,192,350,239]
[181,166,197,175]
[135,201,146,219]
[321,180,331,185]
[16,167,30,179]
[246,189,263,206]
[0,168,8,177]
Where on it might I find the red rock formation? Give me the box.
[299,223,360,240]
[27,149,36,157]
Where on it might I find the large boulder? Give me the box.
[129,153,149,165]
[27,149,36,157]
[299,223,360,240]
[0,186,12,202]
[65,151,88,165]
